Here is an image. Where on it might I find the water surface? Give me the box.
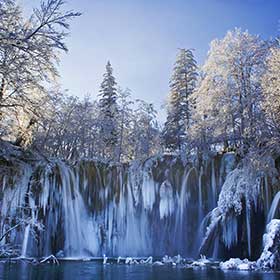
[0,261,279,280]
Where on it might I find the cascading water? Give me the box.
[0,152,279,261]
[267,191,280,223]
[21,224,30,258]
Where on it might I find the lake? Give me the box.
[0,261,279,280]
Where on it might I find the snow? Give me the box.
[220,219,280,271]
[125,257,133,264]
[220,258,256,270]
[218,168,259,217]
[153,261,164,266]
[190,261,206,267]
[162,255,174,264]
[257,219,280,269]
[201,163,262,254]
[103,255,108,264]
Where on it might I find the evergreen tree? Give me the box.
[162,90,184,150]
[98,61,118,160]
[163,48,197,151]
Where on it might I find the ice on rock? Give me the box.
[162,255,174,264]
[153,261,164,266]
[220,220,280,271]
[190,261,206,267]
[201,165,262,256]
[173,254,183,264]
[220,258,256,270]
[142,256,153,264]
[198,255,210,264]
[257,219,280,269]
[190,255,210,267]
[218,168,259,217]
[125,257,133,264]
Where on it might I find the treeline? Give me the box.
[163,29,280,158]
[32,79,161,161]
[0,0,279,163]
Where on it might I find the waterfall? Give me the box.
[211,159,217,207]
[0,155,225,258]
[264,175,270,214]
[1,152,278,260]
[198,166,203,223]
[21,224,30,258]
[267,191,280,223]
[246,209,251,257]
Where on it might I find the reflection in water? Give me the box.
[0,262,279,280]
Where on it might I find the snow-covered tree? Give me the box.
[116,87,134,162]
[191,29,268,151]
[0,0,80,144]
[33,93,100,160]
[162,48,197,151]
[131,100,160,160]
[162,90,184,150]
[261,42,280,138]
[98,61,119,160]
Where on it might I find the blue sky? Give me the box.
[24,0,279,119]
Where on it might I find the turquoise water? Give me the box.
[0,261,279,280]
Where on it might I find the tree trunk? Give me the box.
[0,78,5,103]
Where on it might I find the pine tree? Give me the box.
[162,48,197,151]
[171,48,198,127]
[162,90,184,150]
[98,61,118,160]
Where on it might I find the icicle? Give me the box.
[264,175,270,214]
[21,224,30,258]
[198,166,203,222]
[246,207,251,257]
[159,180,174,219]
[211,159,217,207]
[142,173,156,211]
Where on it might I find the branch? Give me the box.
[0,221,23,242]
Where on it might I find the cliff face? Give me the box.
[0,151,279,260]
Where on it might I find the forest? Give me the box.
[0,0,279,164]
